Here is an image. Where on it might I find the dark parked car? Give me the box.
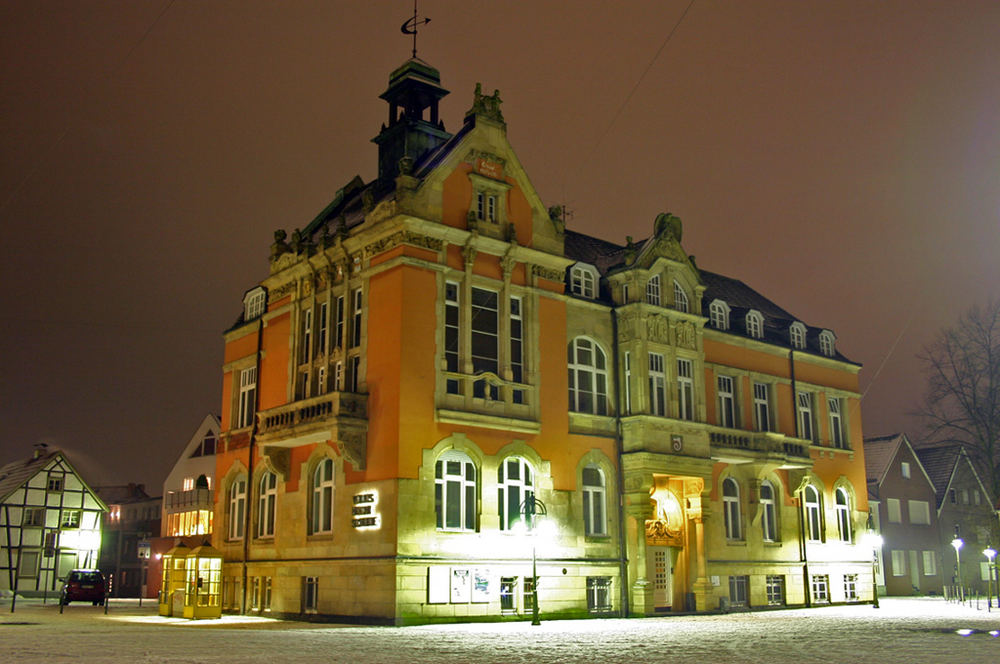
[60,569,106,605]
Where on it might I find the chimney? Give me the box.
[32,442,49,460]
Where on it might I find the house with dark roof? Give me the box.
[95,483,160,598]
[0,446,106,598]
[211,56,871,623]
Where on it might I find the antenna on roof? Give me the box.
[401,0,431,59]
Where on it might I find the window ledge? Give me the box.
[437,408,540,434]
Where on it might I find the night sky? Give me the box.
[3,1,999,492]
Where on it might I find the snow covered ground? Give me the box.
[2,596,998,663]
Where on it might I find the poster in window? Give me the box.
[471,569,490,603]
[427,566,449,604]
[450,568,471,603]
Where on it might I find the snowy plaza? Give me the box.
[2,596,999,663]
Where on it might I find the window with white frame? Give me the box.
[761,481,778,542]
[729,575,749,607]
[828,398,846,448]
[257,472,277,538]
[753,382,772,432]
[351,288,362,348]
[835,487,852,542]
[510,296,524,404]
[891,550,906,576]
[444,282,460,394]
[498,457,534,531]
[60,510,80,528]
[746,310,763,339]
[717,375,736,428]
[623,352,632,415]
[243,288,266,322]
[811,574,829,602]
[796,391,815,441]
[22,507,45,527]
[228,477,246,540]
[583,465,607,536]
[299,308,313,364]
[709,300,730,330]
[317,302,328,354]
[568,338,608,415]
[649,353,666,416]
[587,577,613,613]
[908,500,930,525]
[646,275,661,306]
[804,485,822,542]
[435,450,477,531]
[677,358,694,421]
[843,574,858,601]
[819,330,835,356]
[335,295,345,347]
[899,461,910,478]
[886,498,901,523]
[790,322,806,349]
[47,473,64,492]
[237,367,257,429]
[923,550,937,576]
[570,265,596,298]
[310,459,335,535]
[723,478,742,540]
[766,575,785,605]
[471,286,500,399]
[475,191,498,223]
[673,280,688,313]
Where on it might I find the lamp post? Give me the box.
[951,537,964,602]
[985,548,997,611]
[518,495,548,626]
[864,531,883,609]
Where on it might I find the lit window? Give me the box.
[796,391,815,441]
[908,500,930,525]
[570,266,596,298]
[804,485,822,541]
[886,498,901,523]
[835,488,852,542]
[568,338,608,415]
[828,398,846,448]
[228,477,246,540]
[901,461,911,479]
[435,450,477,531]
[498,457,534,531]
[648,353,666,416]
[746,310,763,339]
[790,322,806,349]
[717,375,735,428]
[723,478,742,540]
[237,367,257,429]
[891,549,906,576]
[182,477,194,492]
[582,465,607,536]
[673,280,688,313]
[257,472,277,538]
[646,275,661,306]
[753,382,772,432]
[311,459,335,535]
[819,330,835,357]
[677,358,694,420]
[760,481,777,542]
[922,550,937,576]
[709,300,730,330]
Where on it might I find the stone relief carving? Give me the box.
[338,431,367,471]
[646,314,669,344]
[462,241,478,270]
[467,83,505,124]
[531,264,564,282]
[674,321,696,349]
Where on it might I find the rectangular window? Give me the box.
[811,575,829,603]
[510,296,524,404]
[949,488,956,504]
[351,289,362,348]
[237,367,257,429]
[22,507,45,527]
[250,576,261,611]
[753,382,771,432]
[796,391,814,441]
[908,500,930,525]
[649,353,666,416]
[60,510,80,528]
[47,474,64,492]
[828,398,845,448]
[645,275,661,306]
[523,576,535,612]
[300,308,313,363]
[470,287,499,399]
[974,490,981,505]
[901,461,911,479]
[18,550,40,577]
[886,498,901,523]
[487,194,497,222]
[891,549,906,576]
[476,191,485,219]
[586,577,612,613]
[350,355,360,393]
[717,375,735,428]
[729,575,749,607]
[445,282,460,395]
[500,577,516,613]
[335,295,345,348]
[766,575,785,606]
[302,577,319,613]
[923,550,937,576]
[677,358,694,420]
[317,302,328,354]
[334,361,343,391]
[263,577,272,611]
[844,574,858,601]
[623,352,632,415]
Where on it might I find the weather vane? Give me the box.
[401,0,430,59]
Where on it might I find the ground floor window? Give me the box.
[523,576,535,612]
[263,577,272,611]
[587,576,613,613]
[302,576,319,613]
[729,575,749,607]
[844,574,858,601]
[222,576,241,611]
[766,575,785,606]
[500,577,517,613]
[811,575,830,603]
[250,577,260,611]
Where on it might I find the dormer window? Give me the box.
[570,264,598,299]
[709,300,730,330]
[476,192,497,222]
[746,310,763,339]
[243,287,267,322]
[819,330,836,357]
[646,275,661,306]
[467,172,511,235]
[789,322,806,349]
[673,280,689,313]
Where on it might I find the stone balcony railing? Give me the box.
[708,427,811,465]
[256,391,368,470]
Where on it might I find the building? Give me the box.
[213,57,871,623]
[916,444,999,594]
[863,433,943,595]
[0,446,105,598]
[95,483,160,598]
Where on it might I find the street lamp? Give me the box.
[863,531,883,609]
[517,495,548,626]
[984,548,997,611]
[951,538,964,602]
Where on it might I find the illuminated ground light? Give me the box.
[991,630,1000,638]
[956,628,974,637]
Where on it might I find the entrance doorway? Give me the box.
[649,547,674,609]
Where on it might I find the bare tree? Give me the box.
[918,300,1000,501]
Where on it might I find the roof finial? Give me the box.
[401,0,431,59]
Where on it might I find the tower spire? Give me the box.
[400,0,431,59]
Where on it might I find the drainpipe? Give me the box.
[790,348,810,606]
[241,315,264,614]
[611,307,630,617]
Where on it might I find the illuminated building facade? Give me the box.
[214,58,871,622]
[96,483,160,597]
[0,447,106,597]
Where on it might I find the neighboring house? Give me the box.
[95,483,161,598]
[0,446,106,598]
[863,434,943,595]
[916,444,999,593]
[213,57,871,623]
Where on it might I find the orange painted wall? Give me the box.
[220,371,234,430]
[441,165,473,230]
[224,330,258,366]
[260,312,290,410]
[507,178,532,247]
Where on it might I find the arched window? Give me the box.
[568,338,608,415]
[228,476,246,541]
[835,487,852,542]
[723,478,741,540]
[709,300,730,330]
[673,280,689,313]
[570,266,596,299]
[435,450,477,531]
[819,330,836,357]
[582,465,607,536]
[804,485,822,542]
[646,275,661,306]
[498,457,534,530]
[790,322,806,349]
[746,310,763,339]
[311,459,335,535]
[257,472,277,538]
[760,481,777,542]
